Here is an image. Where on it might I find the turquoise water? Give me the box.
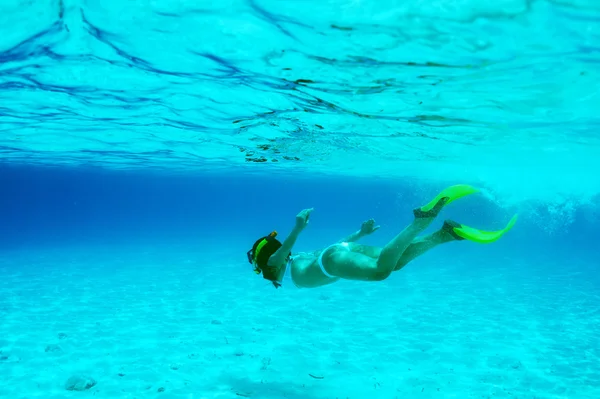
[1,0,599,398]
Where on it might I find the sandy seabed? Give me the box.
[0,244,598,399]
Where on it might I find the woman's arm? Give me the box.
[267,208,313,267]
[338,219,380,243]
[337,229,365,243]
[267,226,303,267]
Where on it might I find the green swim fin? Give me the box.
[415,184,479,218]
[444,214,518,244]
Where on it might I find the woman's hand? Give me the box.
[360,218,380,235]
[295,208,314,231]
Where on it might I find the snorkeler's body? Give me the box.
[247,185,517,289]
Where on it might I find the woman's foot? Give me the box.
[413,196,449,219]
[413,184,479,219]
[441,215,518,244]
[441,220,465,240]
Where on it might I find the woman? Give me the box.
[246,185,517,289]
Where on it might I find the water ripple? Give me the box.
[0,0,599,202]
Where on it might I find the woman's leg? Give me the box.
[325,198,450,281]
[323,185,481,282]
[393,225,456,271]
[393,215,519,271]
[338,225,459,273]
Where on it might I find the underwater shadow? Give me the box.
[223,375,325,399]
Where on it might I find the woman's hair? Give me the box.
[260,264,282,288]
[261,264,279,280]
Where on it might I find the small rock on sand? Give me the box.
[64,375,97,391]
[45,344,62,353]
